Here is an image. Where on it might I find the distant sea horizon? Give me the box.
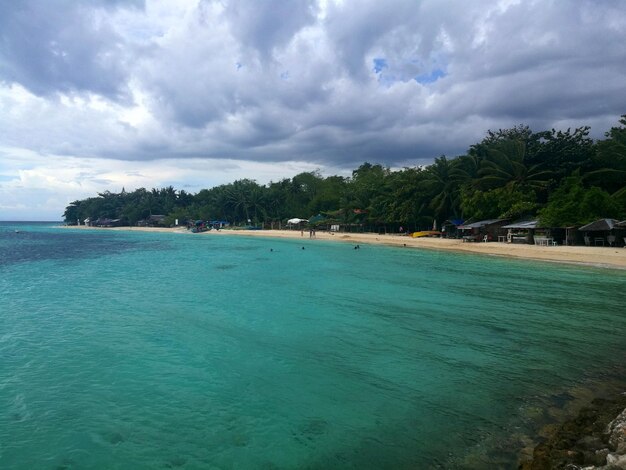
[1,222,625,468]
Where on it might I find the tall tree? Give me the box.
[538,173,621,227]
[422,156,464,221]
[349,163,390,223]
[386,167,429,228]
[477,139,551,192]
[527,127,595,183]
[587,114,626,200]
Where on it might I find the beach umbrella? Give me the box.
[577,218,619,231]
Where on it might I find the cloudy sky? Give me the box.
[1,0,625,220]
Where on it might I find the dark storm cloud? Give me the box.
[0,0,143,100]
[107,1,626,166]
[2,0,626,171]
[223,0,318,59]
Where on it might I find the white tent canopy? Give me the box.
[287,218,308,224]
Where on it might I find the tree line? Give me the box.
[63,115,626,230]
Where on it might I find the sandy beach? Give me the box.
[65,225,626,270]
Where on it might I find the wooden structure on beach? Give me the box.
[501,220,538,244]
[579,218,624,247]
[137,215,166,227]
[457,219,510,242]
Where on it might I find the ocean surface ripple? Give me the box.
[1,223,625,469]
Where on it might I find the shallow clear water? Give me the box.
[1,222,625,469]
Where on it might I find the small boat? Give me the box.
[410,230,442,238]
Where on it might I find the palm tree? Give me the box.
[223,179,267,224]
[247,186,267,224]
[422,156,465,221]
[477,140,551,192]
[586,115,626,199]
[266,182,287,220]
[224,181,251,223]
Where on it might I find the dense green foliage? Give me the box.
[64,116,626,229]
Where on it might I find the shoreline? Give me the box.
[63,225,626,270]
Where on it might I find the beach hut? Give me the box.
[501,220,538,244]
[441,219,464,238]
[138,214,166,227]
[457,219,509,242]
[95,218,123,227]
[578,218,620,246]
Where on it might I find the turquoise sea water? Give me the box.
[1,222,625,469]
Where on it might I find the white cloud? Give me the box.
[0,146,339,220]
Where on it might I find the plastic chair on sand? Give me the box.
[482,235,488,243]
